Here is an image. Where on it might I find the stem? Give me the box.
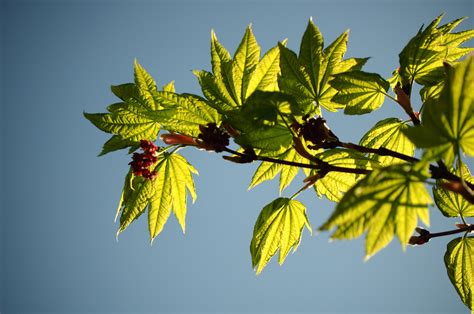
[339,142,419,163]
[429,225,474,239]
[410,225,474,245]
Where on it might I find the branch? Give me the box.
[221,147,369,175]
[409,225,474,245]
[339,142,419,163]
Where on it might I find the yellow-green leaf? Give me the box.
[299,18,324,95]
[310,149,379,202]
[319,163,432,259]
[399,15,474,86]
[246,43,282,98]
[134,60,158,110]
[193,70,239,113]
[115,153,197,243]
[250,198,312,275]
[83,104,160,142]
[249,147,307,193]
[444,237,474,311]
[433,163,474,217]
[153,91,220,137]
[404,57,474,165]
[330,70,390,115]
[233,25,261,104]
[359,118,415,166]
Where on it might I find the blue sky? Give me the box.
[1,0,473,313]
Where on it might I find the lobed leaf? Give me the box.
[444,237,474,311]
[330,70,390,115]
[433,163,474,217]
[233,25,261,104]
[249,147,308,193]
[319,163,432,258]
[153,91,220,137]
[399,15,474,86]
[134,60,159,110]
[250,198,312,275]
[83,104,160,142]
[309,149,379,202]
[116,153,197,242]
[404,57,474,165]
[359,118,415,166]
[98,135,139,156]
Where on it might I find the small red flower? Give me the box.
[129,140,160,180]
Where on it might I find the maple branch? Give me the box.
[338,142,419,163]
[221,147,369,175]
[409,225,474,246]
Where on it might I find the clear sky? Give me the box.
[1,0,473,313]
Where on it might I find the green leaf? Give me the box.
[250,198,312,275]
[278,43,316,112]
[399,15,474,86]
[210,30,232,82]
[320,163,432,258]
[299,18,324,95]
[330,70,390,115]
[83,103,160,142]
[359,118,415,166]
[279,21,368,114]
[111,83,140,102]
[433,163,474,217]
[249,147,307,193]
[153,91,220,137]
[309,149,379,202]
[444,237,474,311]
[116,153,197,242]
[245,43,282,98]
[134,60,158,110]
[193,70,239,113]
[420,79,444,102]
[98,135,138,156]
[236,125,292,153]
[117,175,155,236]
[404,57,474,165]
[162,81,175,93]
[233,25,261,104]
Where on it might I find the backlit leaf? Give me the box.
[320,163,432,258]
[249,147,307,193]
[98,135,138,156]
[84,104,160,142]
[444,237,474,310]
[433,163,474,217]
[251,198,312,275]
[399,15,474,86]
[309,149,378,202]
[359,118,415,166]
[134,60,158,110]
[116,153,197,242]
[233,25,261,104]
[404,57,474,165]
[246,43,282,98]
[153,91,220,137]
[330,71,390,115]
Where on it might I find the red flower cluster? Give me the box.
[197,123,230,152]
[129,140,159,180]
[297,116,339,150]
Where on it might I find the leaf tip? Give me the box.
[363,254,372,262]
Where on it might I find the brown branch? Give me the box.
[409,225,474,246]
